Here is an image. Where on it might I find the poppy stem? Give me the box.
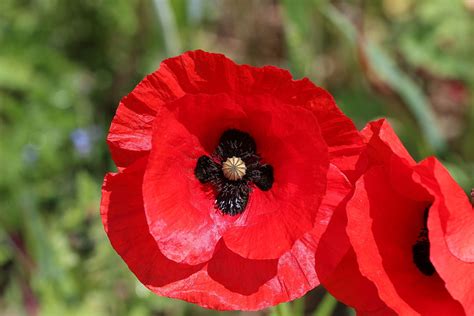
[293,297,305,316]
[272,302,293,316]
[312,292,338,316]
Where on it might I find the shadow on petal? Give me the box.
[208,240,278,296]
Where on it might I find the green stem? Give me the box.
[313,292,338,316]
[293,297,305,316]
[272,302,294,316]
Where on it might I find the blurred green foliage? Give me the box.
[0,0,472,315]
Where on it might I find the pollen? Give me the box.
[222,156,246,181]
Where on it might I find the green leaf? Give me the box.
[319,4,447,154]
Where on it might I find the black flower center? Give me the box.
[412,207,436,276]
[194,129,274,216]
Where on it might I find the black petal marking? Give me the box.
[216,182,250,216]
[215,129,257,160]
[248,164,274,191]
[194,129,274,215]
[195,156,220,183]
[412,208,436,276]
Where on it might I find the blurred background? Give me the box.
[0,0,473,315]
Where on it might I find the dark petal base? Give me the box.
[412,208,436,276]
[194,129,273,216]
[249,164,273,191]
[195,156,221,183]
[412,234,435,276]
[216,182,250,216]
[215,129,257,160]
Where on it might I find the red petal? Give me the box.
[417,158,474,262]
[345,167,463,315]
[316,170,393,314]
[277,164,352,287]
[221,94,329,259]
[101,164,333,310]
[260,164,353,306]
[321,249,396,315]
[321,120,469,314]
[361,119,432,202]
[107,72,185,168]
[312,164,353,262]
[207,240,278,296]
[108,50,363,176]
[142,94,246,265]
[388,155,432,202]
[100,158,206,287]
[101,159,355,310]
[361,119,416,166]
[429,195,474,315]
[103,50,364,308]
[186,239,320,311]
[141,89,331,262]
[317,218,391,314]
[303,86,364,181]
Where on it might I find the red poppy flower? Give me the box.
[100,50,363,310]
[317,119,474,315]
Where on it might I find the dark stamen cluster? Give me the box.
[194,129,274,215]
[412,207,436,276]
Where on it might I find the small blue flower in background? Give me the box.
[22,143,39,166]
[70,126,101,157]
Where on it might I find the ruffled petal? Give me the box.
[142,95,246,265]
[321,249,395,315]
[428,196,474,315]
[316,193,393,314]
[108,50,363,176]
[100,158,283,310]
[316,162,394,314]
[303,86,364,181]
[361,119,416,166]
[107,71,186,168]
[221,94,329,259]
[189,164,353,309]
[345,166,463,315]
[100,158,206,288]
[416,158,474,262]
[388,155,432,202]
[311,164,352,263]
[323,119,469,315]
[103,50,364,309]
[278,164,353,293]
